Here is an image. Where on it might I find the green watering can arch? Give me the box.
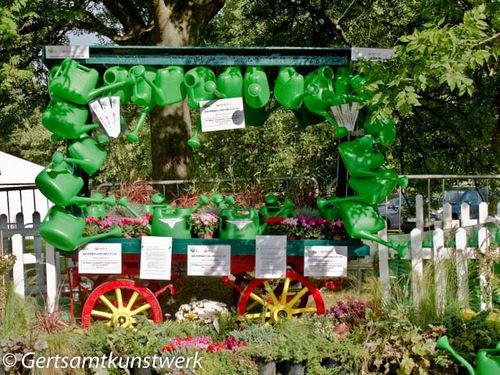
[38,46,406,254]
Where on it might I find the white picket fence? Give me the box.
[376,196,500,312]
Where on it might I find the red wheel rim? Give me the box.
[237,270,324,322]
[81,279,163,328]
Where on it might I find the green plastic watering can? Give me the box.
[292,105,327,127]
[35,152,116,207]
[42,100,100,140]
[117,194,172,218]
[217,67,243,98]
[364,118,397,150]
[184,66,221,109]
[103,66,133,104]
[333,67,352,96]
[67,135,107,176]
[316,196,341,221]
[40,207,122,252]
[220,208,261,240]
[436,336,500,375]
[243,67,270,109]
[348,167,408,205]
[80,193,115,219]
[339,135,386,178]
[259,194,295,223]
[211,194,239,209]
[155,66,186,106]
[274,67,305,110]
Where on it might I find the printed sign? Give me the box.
[304,246,348,277]
[140,236,172,280]
[187,245,231,276]
[255,236,287,278]
[200,97,245,132]
[79,243,121,274]
[45,45,90,59]
[89,96,121,138]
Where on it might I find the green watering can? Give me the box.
[81,193,114,219]
[40,207,122,252]
[364,118,397,150]
[339,135,386,178]
[35,152,116,207]
[67,135,107,176]
[103,66,133,104]
[42,100,100,140]
[274,67,305,110]
[316,196,341,221]
[292,105,327,127]
[220,208,261,240]
[211,194,239,209]
[155,66,186,106]
[184,66,221,109]
[259,194,295,223]
[217,67,243,98]
[243,67,270,109]
[437,336,500,375]
[333,67,352,96]
[117,194,172,218]
[348,168,408,205]
[50,59,132,105]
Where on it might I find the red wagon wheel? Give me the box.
[237,269,325,323]
[81,279,163,328]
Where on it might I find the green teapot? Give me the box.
[437,336,500,375]
[217,67,243,98]
[67,135,107,176]
[80,193,115,219]
[274,67,305,110]
[220,208,261,240]
[259,194,295,223]
[155,66,186,106]
[184,66,220,109]
[42,100,100,140]
[40,207,122,252]
[35,152,116,207]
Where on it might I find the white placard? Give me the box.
[99,96,120,138]
[110,96,121,137]
[187,245,231,276]
[140,236,172,280]
[304,246,348,277]
[78,243,122,274]
[255,236,287,278]
[200,97,245,132]
[351,47,394,61]
[45,45,90,59]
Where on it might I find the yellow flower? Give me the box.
[459,308,477,320]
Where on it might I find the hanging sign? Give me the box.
[89,96,121,138]
[200,97,245,132]
[187,245,231,276]
[304,246,348,277]
[139,236,172,280]
[255,235,287,278]
[78,243,122,274]
[45,45,90,59]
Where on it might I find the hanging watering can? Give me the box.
[292,105,326,127]
[259,194,295,223]
[436,336,500,375]
[103,66,133,104]
[35,152,116,207]
[220,208,261,240]
[274,67,305,110]
[184,67,220,109]
[211,194,239,209]
[67,135,107,176]
[40,207,122,252]
[348,168,408,205]
[243,67,270,109]
[117,194,172,218]
[80,193,115,219]
[151,195,209,238]
[50,59,100,105]
[155,66,186,105]
[217,67,243,98]
[333,67,352,96]
[317,196,340,221]
[364,118,397,149]
[42,100,99,140]
[339,135,386,178]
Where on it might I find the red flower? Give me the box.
[160,344,176,352]
[265,216,285,225]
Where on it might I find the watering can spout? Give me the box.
[88,78,133,100]
[437,336,476,375]
[117,197,140,218]
[78,226,122,247]
[193,195,210,211]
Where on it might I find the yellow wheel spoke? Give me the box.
[249,292,267,306]
[263,281,280,305]
[245,312,271,319]
[281,278,290,303]
[286,286,309,308]
[91,309,113,319]
[126,291,139,310]
[99,295,117,312]
[131,303,151,316]
[247,301,260,311]
[291,307,317,315]
[115,288,123,308]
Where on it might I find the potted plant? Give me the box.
[328,219,346,240]
[192,211,220,239]
[297,215,328,239]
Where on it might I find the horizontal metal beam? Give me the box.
[42,46,352,68]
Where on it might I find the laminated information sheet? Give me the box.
[200,97,245,132]
[255,235,287,278]
[187,245,231,276]
[79,243,122,274]
[304,246,348,277]
[140,236,172,280]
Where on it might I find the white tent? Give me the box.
[0,151,51,226]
